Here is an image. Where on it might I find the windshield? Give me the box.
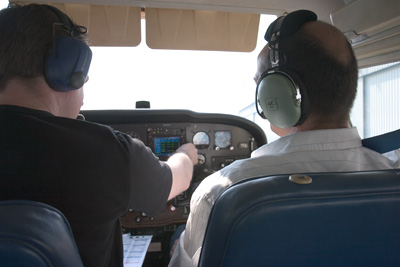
[83,15,276,115]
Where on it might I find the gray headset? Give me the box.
[255,10,317,128]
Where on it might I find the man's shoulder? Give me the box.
[192,158,261,205]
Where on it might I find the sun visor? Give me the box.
[13,2,142,47]
[145,8,260,52]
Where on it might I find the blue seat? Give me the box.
[198,169,400,267]
[0,200,83,267]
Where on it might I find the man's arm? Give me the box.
[166,143,198,200]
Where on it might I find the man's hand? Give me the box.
[175,143,198,166]
[166,143,198,199]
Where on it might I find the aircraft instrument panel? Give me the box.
[81,109,267,230]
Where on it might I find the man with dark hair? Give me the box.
[0,4,198,266]
[169,11,399,267]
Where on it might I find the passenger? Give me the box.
[0,3,198,267]
[169,10,400,267]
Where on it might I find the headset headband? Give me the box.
[44,4,88,37]
[264,10,317,67]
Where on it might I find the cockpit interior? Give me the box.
[1,0,400,266]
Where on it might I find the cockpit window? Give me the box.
[82,15,277,116]
[351,62,400,138]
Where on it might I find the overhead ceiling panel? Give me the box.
[331,0,400,67]
[331,0,400,37]
[20,0,346,22]
[145,8,260,52]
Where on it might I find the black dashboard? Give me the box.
[81,109,267,263]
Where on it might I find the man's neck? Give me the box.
[273,116,351,137]
[0,77,60,116]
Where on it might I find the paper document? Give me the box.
[123,234,152,267]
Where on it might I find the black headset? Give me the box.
[44,5,92,92]
[255,10,317,128]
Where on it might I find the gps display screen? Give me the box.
[154,137,180,156]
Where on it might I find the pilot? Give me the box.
[169,10,400,267]
[0,3,197,266]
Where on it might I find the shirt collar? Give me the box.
[252,127,362,158]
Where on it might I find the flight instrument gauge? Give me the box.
[193,131,210,149]
[214,131,232,149]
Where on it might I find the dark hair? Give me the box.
[0,3,88,88]
[280,24,358,124]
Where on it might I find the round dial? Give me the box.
[193,132,210,149]
[214,131,232,149]
[197,154,206,165]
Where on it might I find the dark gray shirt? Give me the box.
[0,105,172,267]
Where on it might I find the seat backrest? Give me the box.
[0,200,83,267]
[198,169,400,267]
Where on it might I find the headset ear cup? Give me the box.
[45,36,92,92]
[257,71,303,128]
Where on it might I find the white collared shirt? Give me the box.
[169,127,400,267]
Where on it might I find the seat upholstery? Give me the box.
[0,200,83,267]
[198,169,400,267]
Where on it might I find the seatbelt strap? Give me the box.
[362,129,400,154]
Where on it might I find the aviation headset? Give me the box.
[44,5,92,92]
[255,10,317,128]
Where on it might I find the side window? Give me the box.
[351,62,400,138]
